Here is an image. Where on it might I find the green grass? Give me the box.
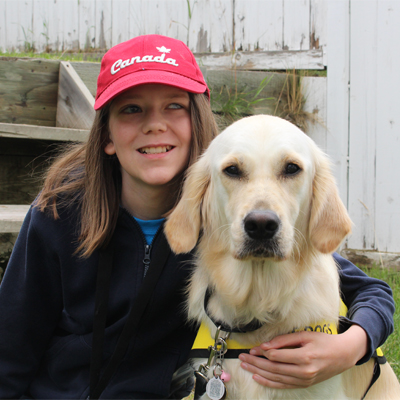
[359,265,400,380]
[0,50,103,62]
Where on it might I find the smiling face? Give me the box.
[105,84,192,192]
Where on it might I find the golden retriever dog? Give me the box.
[165,115,400,399]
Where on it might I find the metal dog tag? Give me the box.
[206,376,226,400]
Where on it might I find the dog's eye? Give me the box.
[285,163,301,175]
[224,165,241,177]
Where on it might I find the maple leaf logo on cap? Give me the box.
[156,46,171,53]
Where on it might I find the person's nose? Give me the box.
[142,109,167,134]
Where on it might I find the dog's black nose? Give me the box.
[244,211,280,240]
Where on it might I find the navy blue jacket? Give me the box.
[0,205,395,398]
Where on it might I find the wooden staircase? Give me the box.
[0,58,95,258]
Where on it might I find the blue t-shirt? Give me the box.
[133,216,164,244]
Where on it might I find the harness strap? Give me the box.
[361,350,387,400]
[89,234,171,399]
[191,298,386,400]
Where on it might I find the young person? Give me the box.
[0,35,394,399]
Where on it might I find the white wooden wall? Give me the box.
[0,0,327,54]
[346,1,400,253]
[1,0,400,253]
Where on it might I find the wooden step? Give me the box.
[0,122,89,142]
[0,205,30,233]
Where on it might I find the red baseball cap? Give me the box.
[94,34,209,110]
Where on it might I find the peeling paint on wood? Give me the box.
[1,0,326,53]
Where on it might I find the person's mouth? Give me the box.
[138,145,174,154]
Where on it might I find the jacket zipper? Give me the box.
[120,207,165,278]
[143,244,151,277]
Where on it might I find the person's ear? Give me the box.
[103,128,116,155]
[103,139,116,155]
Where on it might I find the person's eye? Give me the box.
[121,105,141,114]
[168,103,184,110]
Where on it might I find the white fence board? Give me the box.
[374,1,400,252]
[95,0,113,50]
[60,0,80,52]
[0,0,329,53]
[347,0,379,251]
[310,0,327,50]
[302,76,327,151]
[78,0,96,51]
[325,0,349,206]
[283,0,310,50]
[234,0,284,51]
[4,0,34,52]
[188,0,232,53]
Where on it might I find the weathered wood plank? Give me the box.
[325,0,350,207]
[235,0,283,51]
[187,0,233,53]
[310,0,328,51]
[32,0,51,52]
[0,205,30,234]
[283,0,310,50]
[347,0,378,251]
[374,0,400,252]
[79,0,96,51]
[0,1,7,52]
[95,0,113,50]
[58,0,80,51]
[196,49,324,70]
[4,0,33,52]
[56,61,95,130]
[128,1,188,45]
[302,76,327,149]
[2,1,329,56]
[0,122,89,142]
[111,0,131,46]
[0,57,59,126]
[70,62,101,98]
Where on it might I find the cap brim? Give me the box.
[94,70,209,110]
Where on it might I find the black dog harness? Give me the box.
[190,289,386,399]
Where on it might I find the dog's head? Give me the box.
[165,115,352,260]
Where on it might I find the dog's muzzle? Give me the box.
[238,210,284,259]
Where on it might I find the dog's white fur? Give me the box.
[165,115,400,399]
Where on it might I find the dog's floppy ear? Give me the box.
[309,152,352,253]
[164,155,211,254]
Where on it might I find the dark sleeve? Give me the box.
[0,206,63,397]
[334,252,395,365]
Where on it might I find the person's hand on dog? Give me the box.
[238,325,368,389]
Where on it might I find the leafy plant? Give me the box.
[41,20,51,52]
[211,74,275,128]
[275,69,322,133]
[21,25,35,52]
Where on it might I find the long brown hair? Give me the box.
[36,93,218,257]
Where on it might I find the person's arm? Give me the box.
[238,253,395,389]
[0,206,63,397]
[334,252,394,364]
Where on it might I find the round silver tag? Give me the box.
[206,377,226,400]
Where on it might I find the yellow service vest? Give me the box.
[191,299,384,359]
